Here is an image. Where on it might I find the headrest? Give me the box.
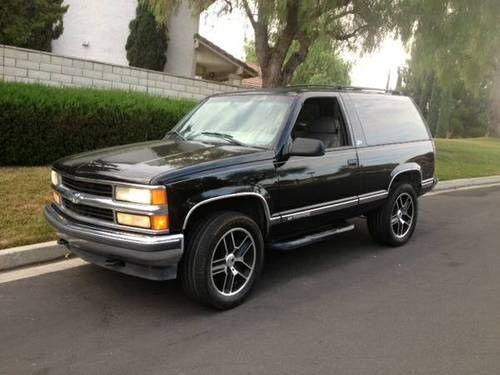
[298,103,321,123]
[309,117,339,134]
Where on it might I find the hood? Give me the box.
[53,139,271,184]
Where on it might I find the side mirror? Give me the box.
[288,137,325,157]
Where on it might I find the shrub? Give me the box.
[126,3,168,71]
[0,0,68,52]
[0,82,196,166]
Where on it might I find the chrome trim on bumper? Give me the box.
[44,204,183,268]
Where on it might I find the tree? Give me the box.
[0,0,68,52]
[290,37,351,86]
[147,0,397,87]
[399,0,500,136]
[245,37,351,86]
[243,40,258,65]
[126,2,168,71]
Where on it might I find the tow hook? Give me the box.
[105,259,125,267]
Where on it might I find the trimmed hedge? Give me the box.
[0,82,196,166]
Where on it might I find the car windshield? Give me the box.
[172,95,294,149]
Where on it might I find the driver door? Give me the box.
[273,95,360,223]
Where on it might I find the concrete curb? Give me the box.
[1,175,500,272]
[433,175,500,192]
[0,241,70,271]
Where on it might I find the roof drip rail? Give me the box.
[285,84,401,95]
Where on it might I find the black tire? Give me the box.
[179,211,264,310]
[367,183,418,246]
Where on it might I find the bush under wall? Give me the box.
[0,82,196,166]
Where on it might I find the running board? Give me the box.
[270,224,355,251]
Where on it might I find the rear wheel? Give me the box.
[367,183,418,246]
[180,211,264,309]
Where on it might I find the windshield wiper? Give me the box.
[196,131,246,147]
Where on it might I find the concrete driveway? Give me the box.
[1,187,499,375]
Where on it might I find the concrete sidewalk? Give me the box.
[2,174,500,272]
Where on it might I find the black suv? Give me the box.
[45,87,437,309]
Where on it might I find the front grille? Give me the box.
[62,176,113,197]
[62,198,114,222]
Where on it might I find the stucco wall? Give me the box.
[0,45,240,101]
[52,0,137,66]
[51,0,199,77]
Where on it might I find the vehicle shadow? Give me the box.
[69,218,394,315]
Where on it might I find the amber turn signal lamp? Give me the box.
[53,191,61,205]
[151,189,167,205]
[151,214,169,230]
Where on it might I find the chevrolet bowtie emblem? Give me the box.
[69,191,82,204]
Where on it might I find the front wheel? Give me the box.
[180,211,264,309]
[367,183,418,246]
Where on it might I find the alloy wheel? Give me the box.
[210,227,256,296]
[391,192,414,239]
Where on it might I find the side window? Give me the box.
[351,94,430,145]
[292,97,350,149]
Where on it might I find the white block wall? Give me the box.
[0,45,240,101]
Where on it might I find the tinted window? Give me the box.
[292,97,350,148]
[351,95,430,145]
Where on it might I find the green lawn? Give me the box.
[0,167,55,249]
[0,137,499,249]
[435,137,500,181]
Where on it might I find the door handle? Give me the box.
[347,159,359,167]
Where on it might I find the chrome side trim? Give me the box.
[421,178,435,188]
[271,190,390,224]
[277,196,359,223]
[278,195,357,217]
[358,190,388,203]
[182,192,272,232]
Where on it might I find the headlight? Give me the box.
[51,170,61,186]
[115,186,167,205]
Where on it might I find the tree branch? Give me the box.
[281,32,315,84]
[241,0,256,29]
[333,24,369,41]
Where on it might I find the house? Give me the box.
[51,0,257,84]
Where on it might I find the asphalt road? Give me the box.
[1,187,500,375]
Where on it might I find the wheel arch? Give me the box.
[182,192,271,236]
[388,163,423,193]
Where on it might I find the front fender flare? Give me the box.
[181,187,272,233]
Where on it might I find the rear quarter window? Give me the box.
[350,94,430,145]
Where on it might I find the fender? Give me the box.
[181,186,272,232]
[388,163,423,192]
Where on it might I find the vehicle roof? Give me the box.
[212,85,403,98]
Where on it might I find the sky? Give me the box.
[199,5,409,90]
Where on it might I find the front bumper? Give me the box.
[44,204,184,280]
